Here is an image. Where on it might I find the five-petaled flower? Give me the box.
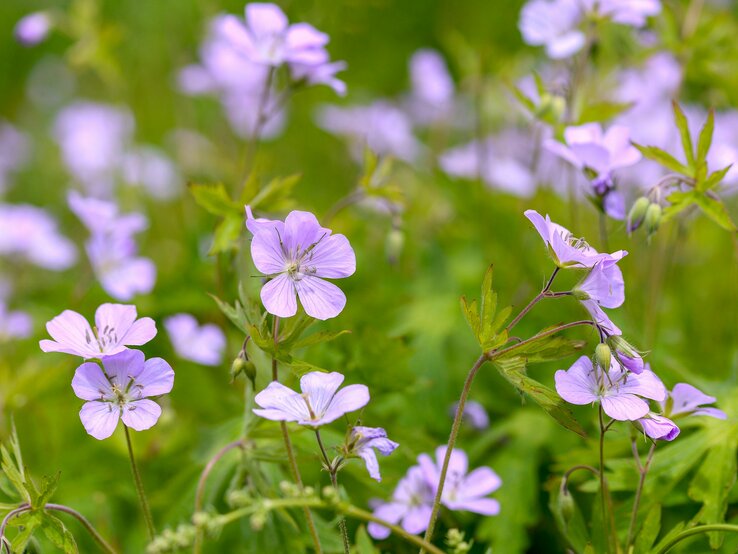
[661,383,727,420]
[525,210,625,268]
[253,371,369,427]
[555,355,666,420]
[40,303,156,359]
[368,466,436,539]
[637,413,680,441]
[573,258,626,336]
[349,426,399,482]
[72,349,174,440]
[246,206,356,320]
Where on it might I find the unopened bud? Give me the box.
[385,227,404,265]
[627,196,650,233]
[595,343,612,369]
[535,93,565,122]
[230,356,256,384]
[559,488,576,523]
[644,203,662,235]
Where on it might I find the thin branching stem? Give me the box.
[626,441,656,549]
[506,267,560,332]
[653,524,738,554]
[124,426,155,540]
[315,430,350,554]
[45,504,118,554]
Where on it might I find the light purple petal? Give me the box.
[72,362,113,401]
[402,505,432,535]
[250,228,288,275]
[300,371,344,416]
[459,467,502,497]
[283,210,329,253]
[98,257,156,301]
[581,299,622,336]
[121,399,162,431]
[285,23,328,50]
[445,497,501,515]
[40,309,99,358]
[639,414,680,441]
[94,304,136,341]
[246,3,288,37]
[253,380,310,422]
[101,349,146,386]
[359,448,381,481]
[576,260,625,309]
[603,190,626,220]
[294,276,346,320]
[570,143,610,174]
[319,384,370,424]
[555,356,598,405]
[601,394,649,421]
[260,274,297,318]
[79,401,120,440]
[309,234,356,278]
[669,383,716,416]
[692,407,727,420]
[617,369,667,402]
[368,502,405,539]
[136,357,175,397]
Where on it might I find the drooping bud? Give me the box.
[558,488,576,524]
[644,203,662,235]
[595,343,612,370]
[627,196,650,233]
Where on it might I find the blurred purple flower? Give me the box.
[254,371,368,427]
[637,413,680,441]
[419,447,502,515]
[662,383,727,420]
[368,466,435,539]
[0,121,31,193]
[524,210,626,268]
[290,59,347,96]
[164,313,226,367]
[586,0,661,26]
[53,102,134,196]
[519,0,585,59]
[555,355,666,420]
[121,146,181,200]
[68,192,156,300]
[72,349,174,440]
[0,303,32,342]
[317,102,422,163]
[14,12,53,46]
[350,426,399,482]
[450,400,490,430]
[404,49,456,125]
[0,203,77,270]
[245,207,356,320]
[221,3,328,67]
[40,303,156,359]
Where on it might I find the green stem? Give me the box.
[420,353,489,551]
[315,430,350,554]
[271,316,323,554]
[626,442,656,549]
[505,267,560,333]
[344,505,445,554]
[652,524,738,554]
[598,407,617,554]
[124,426,155,540]
[45,504,118,554]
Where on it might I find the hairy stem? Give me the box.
[0,504,30,553]
[124,426,155,540]
[598,407,618,554]
[45,504,117,554]
[271,316,323,553]
[315,430,350,554]
[626,442,656,549]
[506,267,559,332]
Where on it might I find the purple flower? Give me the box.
[14,12,53,46]
[555,355,666,420]
[0,121,31,193]
[637,413,680,441]
[221,3,328,67]
[253,371,369,427]
[587,0,661,27]
[574,258,626,335]
[368,466,435,539]
[164,314,226,367]
[68,192,156,301]
[662,383,727,420]
[405,49,456,126]
[121,146,181,200]
[0,303,32,342]
[519,0,585,59]
[524,210,626,268]
[72,349,174,440]
[290,59,347,96]
[245,207,356,320]
[450,400,490,430]
[0,204,77,270]
[419,447,502,516]
[40,303,156,359]
[316,102,422,164]
[350,426,399,482]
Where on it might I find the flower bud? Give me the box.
[230,356,256,384]
[385,227,404,265]
[535,93,566,122]
[644,203,662,235]
[558,488,576,524]
[607,335,639,359]
[595,343,612,370]
[627,196,650,233]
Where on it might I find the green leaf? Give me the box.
[509,84,536,114]
[461,296,480,339]
[209,215,243,254]
[479,265,498,345]
[661,190,698,223]
[462,266,510,351]
[1,428,29,504]
[696,108,714,167]
[30,472,59,509]
[249,174,301,210]
[700,164,733,192]
[210,294,250,334]
[41,514,78,553]
[495,326,587,364]
[493,357,587,437]
[634,504,661,554]
[9,511,42,552]
[688,437,738,549]
[578,101,633,124]
[189,182,240,217]
[693,193,738,232]
[672,101,695,170]
[632,144,690,176]
[354,525,379,554]
[288,330,351,351]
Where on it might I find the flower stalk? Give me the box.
[315,429,350,554]
[124,426,156,540]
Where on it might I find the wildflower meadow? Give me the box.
[2,0,738,552]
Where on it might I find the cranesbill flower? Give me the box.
[367,466,435,539]
[637,413,680,441]
[121,146,181,200]
[574,258,626,336]
[221,3,328,67]
[555,356,666,420]
[406,49,456,126]
[519,0,585,59]
[164,313,226,367]
[587,0,661,27]
[0,303,32,342]
[14,12,53,46]
[0,121,31,193]
[72,349,174,440]
[290,59,347,96]
[349,426,399,482]
[40,303,156,359]
[662,383,727,420]
[450,400,490,430]
[253,371,369,427]
[418,447,501,516]
[245,207,356,320]
[524,210,625,268]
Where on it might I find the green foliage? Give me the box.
[460,265,510,351]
